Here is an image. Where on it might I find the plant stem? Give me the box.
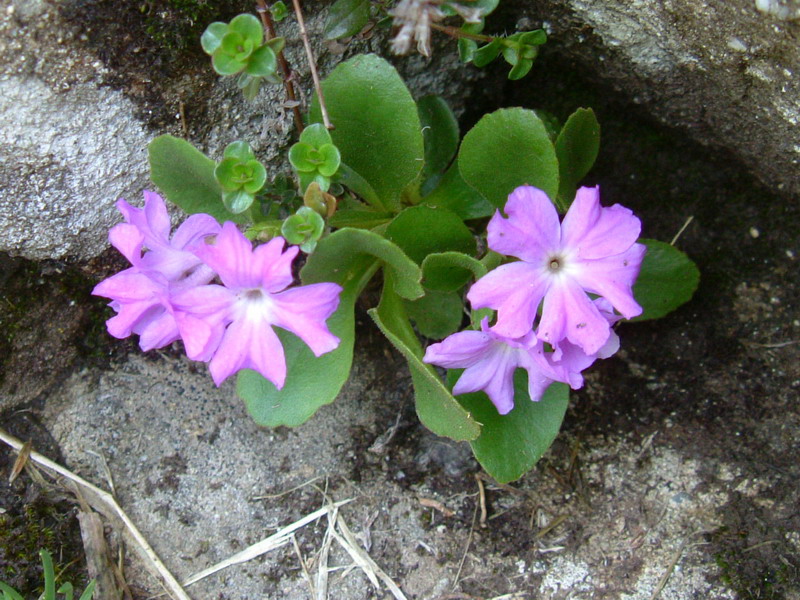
[430,22,494,43]
[255,0,304,133]
[290,0,333,130]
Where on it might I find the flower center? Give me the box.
[548,256,563,272]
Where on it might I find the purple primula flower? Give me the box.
[92,191,220,352]
[171,222,342,388]
[546,298,622,390]
[468,185,646,357]
[423,319,567,415]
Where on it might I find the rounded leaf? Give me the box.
[289,142,318,172]
[228,13,264,46]
[242,160,267,193]
[215,157,245,191]
[632,239,700,321]
[300,122,335,149]
[317,144,342,177]
[458,107,559,208]
[212,49,247,75]
[245,44,277,77]
[201,22,228,55]
[222,188,255,214]
[386,205,477,265]
[223,140,256,161]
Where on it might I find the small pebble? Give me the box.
[749,227,760,238]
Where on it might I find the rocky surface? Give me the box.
[1,0,800,599]
[514,0,800,198]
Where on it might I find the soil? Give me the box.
[1,2,799,599]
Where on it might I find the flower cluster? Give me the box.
[93,191,342,388]
[424,185,646,414]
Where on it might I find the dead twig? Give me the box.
[183,498,353,586]
[254,0,304,132]
[670,215,694,246]
[452,492,479,592]
[290,0,332,129]
[475,474,487,527]
[418,497,455,518]
[0,427,191,600]
[331,516,408,600]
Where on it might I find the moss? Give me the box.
[0,498,87,595]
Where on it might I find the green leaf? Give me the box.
[238,258,378,427]
[77,581,96,600]
[310,54,425,212]
[458,38,477,62]
[222,189,255,214]
[422,163,494,220]
[555,107,600,208]
[317,144,342,177]
[405,290,464,339]
[458,107,559,209]
[271,1,289,21]
[40,549,56,600]
[301,228,424,300]
[336,163,384,211]
[223,140,255,161]
[245,44,277,77]
[385,205,476,265]
[369,274,481,440]
[281,206,325,248]
[300,122,334,148]
[421,251,487,292]
[472,39,501,67]
[328,208,392,229]
[228,13,263,46]
[455,373,569,483]
[201,22,228,55]
[324,0,370,39]
[149,135,246,223]
[212,50,246,76]
[632,239,700,321]
[0,583,25,600]
[417,95,459,186]
[507,56,534,80]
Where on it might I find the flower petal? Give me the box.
[143,190,172,243]
[253,237,298,293]
[108,223,144,265]
[136,309,180,351]
[192,222,258,290]
[171,213,221,250]
[487,186,561,262]
[469,262,549,339]
[538,277,611,356]
[452,342,519,415]
[92,270,163,302]
[269,283,342,356]
[423,329,495,369]
[561,186,642,260]
[572,243,646,319]
[208,316,286,388]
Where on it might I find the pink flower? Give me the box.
[171,222,342,388]
[468,186,645,357]
[92,191,220,351]
[423,319,567,415]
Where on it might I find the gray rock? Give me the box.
[520,0,800,197]
[0,0,152,261]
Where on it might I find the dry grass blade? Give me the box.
[9,440,31,483]
[183,499,353,587]
[316,505,337,600]
[291,534,316,598]
[0,427,191,600]
[78,510,121,599]
[332,517,408,600]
